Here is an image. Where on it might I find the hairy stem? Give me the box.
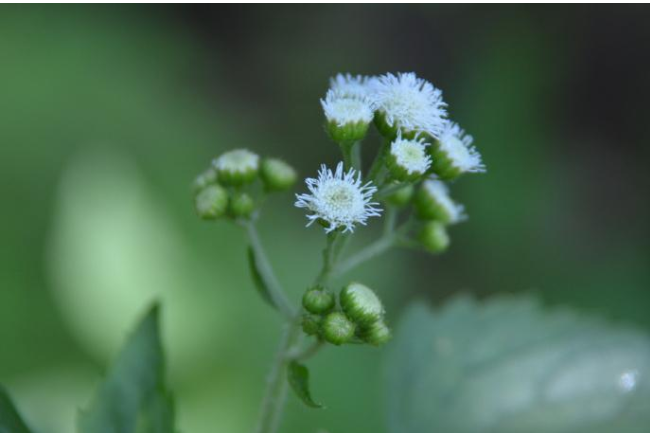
[254,320,302,433]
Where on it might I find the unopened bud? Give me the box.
[359,320,391,346]
[322,312,356,346]
[301,314,323,336]
[229,192,255,219]
[194,184,228,220]
[340,282,384,326]
[193,167,218,194]
[260,158,297,192]
[302,286,335,315]
[418,220,450,254]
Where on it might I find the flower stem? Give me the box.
[254,320,302,433]
[333,235,396,277]
[367,138,389,182]
[315,231,340,286]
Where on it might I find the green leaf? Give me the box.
[0,386,32,433]
[287,361,323,409]
[386,295,650,433]
[78,304,176,433]
[247,246,275,308]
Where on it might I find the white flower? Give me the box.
[370,72,448,137]
[389,135,432,177]
[329,73,373,99]
[295,162,382,233]
[438,122,486,173]
[422,179,466,223]
[321,89,374,127]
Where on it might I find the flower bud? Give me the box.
[322,312,356,346]
[414,180,465,224]
[321,90,373,143]
[260,158,297,192]
[229,192,255,219]
[418,220,449,254]
[193,166,218,194]
[359,320,391,346]
[213,149,260,186]
[194,184,228,220]
[340,282,384,326]
[383,182,414,207]
[428,122,485,180]
[301,314,323,336]
[302,286,335,315]
[386,135,431,182]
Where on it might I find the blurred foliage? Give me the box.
[387,296,650,433]
[0,4,648,433]
[79,305,175,433]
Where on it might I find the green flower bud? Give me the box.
[359,320,391,346]
[301,314,323,336]
[260,158,297,192]
[229,192,255,219]
[302,286,335,315]
[383,182,414,207]
[322,312,356,346]
[193,166,218,194]
[194,184,228,220]
[213,149,260,186]
[418,221,450,254]
[340,282,384,326]
[414,180,466,224]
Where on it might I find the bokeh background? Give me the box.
[1,4,649,433]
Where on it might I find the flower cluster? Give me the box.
[302,283,390,346]
[193,149,297,220]
[191,72,487,406]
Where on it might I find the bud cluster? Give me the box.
[301,283,390,346]
[193,148,297,221]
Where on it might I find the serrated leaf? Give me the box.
[287,361,323,409]
[386,295,650,433]
[0,386,32,433]
[78,304,176,433]
[247,246,275,308]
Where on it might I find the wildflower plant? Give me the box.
[190,71,486,433]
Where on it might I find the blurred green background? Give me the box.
[0,4,649,433]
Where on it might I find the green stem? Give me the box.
[351,141,362,173]
[243,220,296,319]
[333,235,396,278]
[384,206,398,236]
[315,231,339,286]
[287,339,324,362]
[367,138,389,182]
[254,320,302,433]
